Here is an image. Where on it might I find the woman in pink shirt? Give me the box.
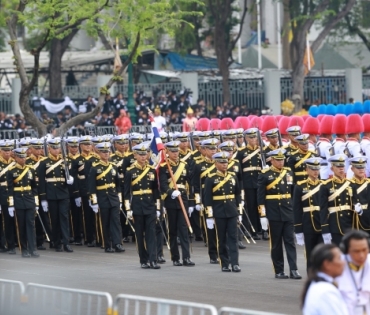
[114,109,132,134]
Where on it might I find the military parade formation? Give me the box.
[0,111,369,279]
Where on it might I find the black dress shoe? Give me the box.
[141,263,150,269]
[173,260,183,266]
[195,236,203,241]
[222,266,231,272]
[30,251,40,258]
[37,245,46,250]
[290,270,302,279]
[210,259,219,264]
[262,231,269,240]
[252,235,261,240]
[22,251,30,258]
[232,265,241,272]
[157,256,166,264]
[183,258,195,266]
[122,237,130,243]
[238,241,246,249]
[150,262,161,269]
[275,272,289,279]
[49,242,55,249]
[87,241,96,247]
[55,246,63,252]
[0,246,8,253]
[114,244,125,253]
[105,248,114,253]
[74,241,83,246]
[63,245,73,252]
[8,249,16,255]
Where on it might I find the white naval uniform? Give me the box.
[336,254,370,315]
[316,138,333,180]
[333,138,347,172]
[361,137,370,177]
[303,272,349,315]
[345,138,363,178]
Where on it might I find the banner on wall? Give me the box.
[32,97,79,113]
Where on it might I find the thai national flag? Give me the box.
[149,111,165,167]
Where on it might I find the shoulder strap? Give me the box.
[0,161,15,178]
[266,169,287,190]
[294,152,312,169]
[46,159,63,175]
[328,181,350,202]
[212,174,232,193]
[168,163,186,189]
[242,148,259,163]
[301,184,321,201]
[14,167,30,184]
[96,164,113,180]
[357,181,368,195]
[132,166,150,186]
[200,164,215,178]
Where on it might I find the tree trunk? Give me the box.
[282,0,291,69]
[49,39,63,98]
[291,63,305,111]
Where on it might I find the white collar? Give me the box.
[317,271,335,283]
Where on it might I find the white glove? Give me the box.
[35,207,39,212]
[263,165,269,170]
[0,205,2,213]
[162,207,166,215]
[195,204,202,211]
[355,203,363,215]
[206,218,214,229]
[260,217,269,230]
[156,211,160,218]
[66,176,74,185]
[120,203,122,210]
[8,207,14,217]
[238,215,242,222]
[295,233,305,246]
[41,200,48,212]
[171,190,181,199]
[188,207,194,217]
[75,197,81,207]
[322,233,332,244]
[91,204,99,213]
[259,205,266,217]
[127,210,133,220]
[241,201,245,207]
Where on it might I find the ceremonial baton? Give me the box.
[239,220,256,244]
[157,218,170,250]
[238,226,250,244]
[36,210,50,242]
[242,206,256,233]
[120,208,135,233]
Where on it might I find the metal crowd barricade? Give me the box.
[0,279,26,315]
[113,294,218,315]
[24,283,113,315]
[218,307,287,315]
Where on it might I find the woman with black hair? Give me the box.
[302,243,348,315]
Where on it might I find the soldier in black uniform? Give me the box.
[26,139,51,250]
[0,141,16,254]
[257,148,301,279]
[38,138,74,252]
[204,151,242,272]
[66,137,82,245]
[121,133,144,171]
[88,142,125,253]
[193,138,219,263]
[349,157,370,234]
[110,134,131,243]
[236,128,263,240]
[263,129,280,165]
[7,148,39,257]
[320,154,360,246]
[288,134,317,185]
[75,135,99,247]
[218,141,246,249]
[293,157,323,271]
[283,126,301,162]
[159,141,195,267]
[124,142,160,269]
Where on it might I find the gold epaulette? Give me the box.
[8,165,16,171]
[297,179,308,186]
[321,179,331,185]
[291,149,299,155]
[160,162,167,167]
[261,167,270,173]
[127,164,135,171]
[207,172,216,178]
[283,167,292,171]
[148,165,155,170]
[237,146,245,151]
[228,171,236,175]
[231,158,238,163]
[92,161,100,167]
[195,158,204,164]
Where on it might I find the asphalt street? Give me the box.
[0,238,306,315]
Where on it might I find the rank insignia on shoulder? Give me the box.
[268,175,273,179]
[97,169,102,174]
[148,172,155,180]
[233,166,239,172]
[214,179,219,183]
[201,166,206,170]
[111,169,116,176]
[231,178,235,185]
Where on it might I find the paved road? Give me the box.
[0,239,306,315]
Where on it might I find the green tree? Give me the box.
[285,0,356,111]
[3,0,202,136]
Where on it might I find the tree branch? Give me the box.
[311,0,356,53]
[55,31,141,135]
[345,15,370,51]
